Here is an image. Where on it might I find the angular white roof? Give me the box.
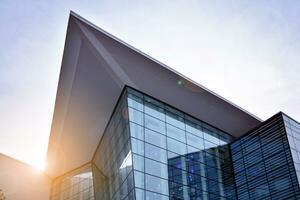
[47,12,261,177]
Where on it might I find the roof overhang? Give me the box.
[46,12,261,177]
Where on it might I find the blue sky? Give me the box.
[1,0,300,169]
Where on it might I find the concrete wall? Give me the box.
[0,153,51,200]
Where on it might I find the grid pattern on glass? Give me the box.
[127,87,236,200]
[50,164,94,200]
[92,90,135,200]
[231,114,300,200]
[283,114,300,187]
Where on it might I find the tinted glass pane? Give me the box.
[203,129,219,145]
[133,154,144,171]
[145,115,166,134]
[129,108,144,125]
[204,140,218,149]
[130,122,144,140]
[167,124,186,142]
[186,122,203,137]
[127,94,143,111]
[167,137,187,155]
[166,112,185,130]
[145,143,167,163]
[145,191,169,200]
[131,138,144,156]
[145,102,165,121]
[146,174,169,195]
[135,188,145,200]
[145,158,168,179]
[145,128,166,148]
[134,170,144,189]
[186,132,204,150]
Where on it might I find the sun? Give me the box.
[28,157,46,171]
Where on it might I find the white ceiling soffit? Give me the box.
[46,12,262,178]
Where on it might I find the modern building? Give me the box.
[231,113,300,200]
[1,12,300,200]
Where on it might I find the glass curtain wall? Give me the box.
[49,88,300,200]
[50,164,94,200]
[92,91,134,200]
[126,87,236,200]
[231,114,300,200]
[51,86,237,200]
[283,114,300,186]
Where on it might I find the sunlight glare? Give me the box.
[28,157,46,171]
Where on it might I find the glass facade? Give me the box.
[126,87,236,200]
[92,91,134,200]
[283,114,300,186]
[231,114,300,200]
[50,87,300,200]
[50,164,94,200]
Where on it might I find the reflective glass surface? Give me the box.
[127,87,236,200]
[92,91,134,200]
[50,87,300,200]
[50,164,94,200]
[231,114,300,200]
[284,114,300,186]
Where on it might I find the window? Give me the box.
[145,158,168,179]
[145,115,166,134]
[131,138,144,156]
[167,124,186,142]
[145,143,167,163]
[186,132,204,150]
[134,170,145,189]
[145,128,166,148]
[145,101,165,121]
[127,94,143,111]
[128,107,144,125]
[167,137,187,155]
[130,122,144,140]
[146,174,169,195]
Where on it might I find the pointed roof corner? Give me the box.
[47,13,262,178]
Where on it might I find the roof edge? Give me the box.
[69,11,262,122]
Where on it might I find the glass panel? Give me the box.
[135,188,145,200]
[204,140,218,149]
[186,132,204,150]
[145,158,168,179]
[167,137,187,155]
[145,174,169,195]
[127,93,143,111]
[145,115,166,134]
[134,170,145,189]
[131,138,144,156]
[145,128,167,149]
[166,111,185,130]
[145,101,165,121]
[129,107,144,126]
[167,124,186,142]
[187,145,200,154]
[145,191,169,200]
[130,122,144,140]
[133,154,144,171]
[186,121,203,137]
[145,143,167,163]
[203,128,219,145]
